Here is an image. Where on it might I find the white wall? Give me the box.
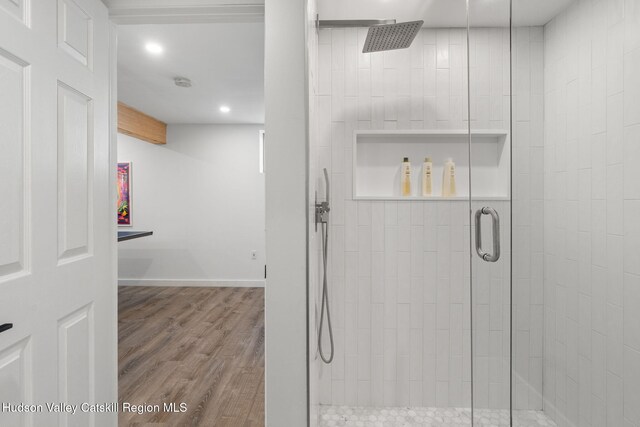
[264,0,310,424]
[543,1,640,426]
[117,124,265,285]
[312,26,544,411]
[307,0,321,425]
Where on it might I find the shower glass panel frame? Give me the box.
[467,0,514,425]
[469,0,547,426]
[308,0,549,425]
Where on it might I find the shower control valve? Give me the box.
[315,189,330,232]
[316,200,330,224]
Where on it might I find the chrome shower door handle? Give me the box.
[475,207,501,262]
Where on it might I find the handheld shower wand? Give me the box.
[316,168,334,364]
[315,169,330,231]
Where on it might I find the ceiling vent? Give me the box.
[174,77,192,88]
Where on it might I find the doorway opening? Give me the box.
[115,20,266,426]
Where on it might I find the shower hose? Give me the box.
[318,220,334,364]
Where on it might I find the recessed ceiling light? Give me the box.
[174,77,192,88]
[145,42,163,55]
[219,105,231,113]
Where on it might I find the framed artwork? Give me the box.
[117,162,132,226]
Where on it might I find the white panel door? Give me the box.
[0,0,116,426]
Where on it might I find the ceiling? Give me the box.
[115,0,571,124]
[117,22,264,124]
[319,0,575,28]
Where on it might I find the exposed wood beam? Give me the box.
[118,102,167,145]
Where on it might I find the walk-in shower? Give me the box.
[308,0,635,426]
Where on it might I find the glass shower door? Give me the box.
[467,1,514,425]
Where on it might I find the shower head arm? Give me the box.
[316,16,396,29]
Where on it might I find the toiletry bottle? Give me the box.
[442,158,457,197]
[422,157,433,197]
[401,157,411,196]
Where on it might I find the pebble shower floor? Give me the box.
[319,406,557,427]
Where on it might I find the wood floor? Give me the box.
[118,286,265,427]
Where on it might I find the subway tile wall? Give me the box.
[543,1,640,426]
[311,26,544,411]
[510,27,546,413]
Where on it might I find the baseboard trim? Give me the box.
[118,279,265,288]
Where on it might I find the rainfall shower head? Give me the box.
[362,20,424,53]
[316,16,424,53]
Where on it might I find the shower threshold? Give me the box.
[319,405,557,427]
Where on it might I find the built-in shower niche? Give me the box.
[353,129,510,200]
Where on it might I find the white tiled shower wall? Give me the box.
[309,26,544,412]
[542,1,640,427]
